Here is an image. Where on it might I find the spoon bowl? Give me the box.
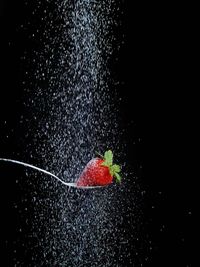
[65,182,105,189]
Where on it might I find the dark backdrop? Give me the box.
[0,1,192,266]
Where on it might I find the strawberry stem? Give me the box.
[95,151,104,158]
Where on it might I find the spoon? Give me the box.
[0,158,104,189]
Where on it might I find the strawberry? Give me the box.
[76,150,121,187]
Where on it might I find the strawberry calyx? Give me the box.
[97,150,121,183]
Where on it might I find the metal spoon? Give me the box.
[0,158,104,189]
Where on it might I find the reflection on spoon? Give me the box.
[0,158,104,189]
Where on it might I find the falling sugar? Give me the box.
[1,0,147,266]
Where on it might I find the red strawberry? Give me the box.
[76,150,121,187]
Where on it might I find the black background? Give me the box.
[0,1,192,266]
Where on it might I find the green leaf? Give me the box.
[104,150,113,166]
[112,164,121,173]
[100,149,122,184]
[114,172,121,183]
